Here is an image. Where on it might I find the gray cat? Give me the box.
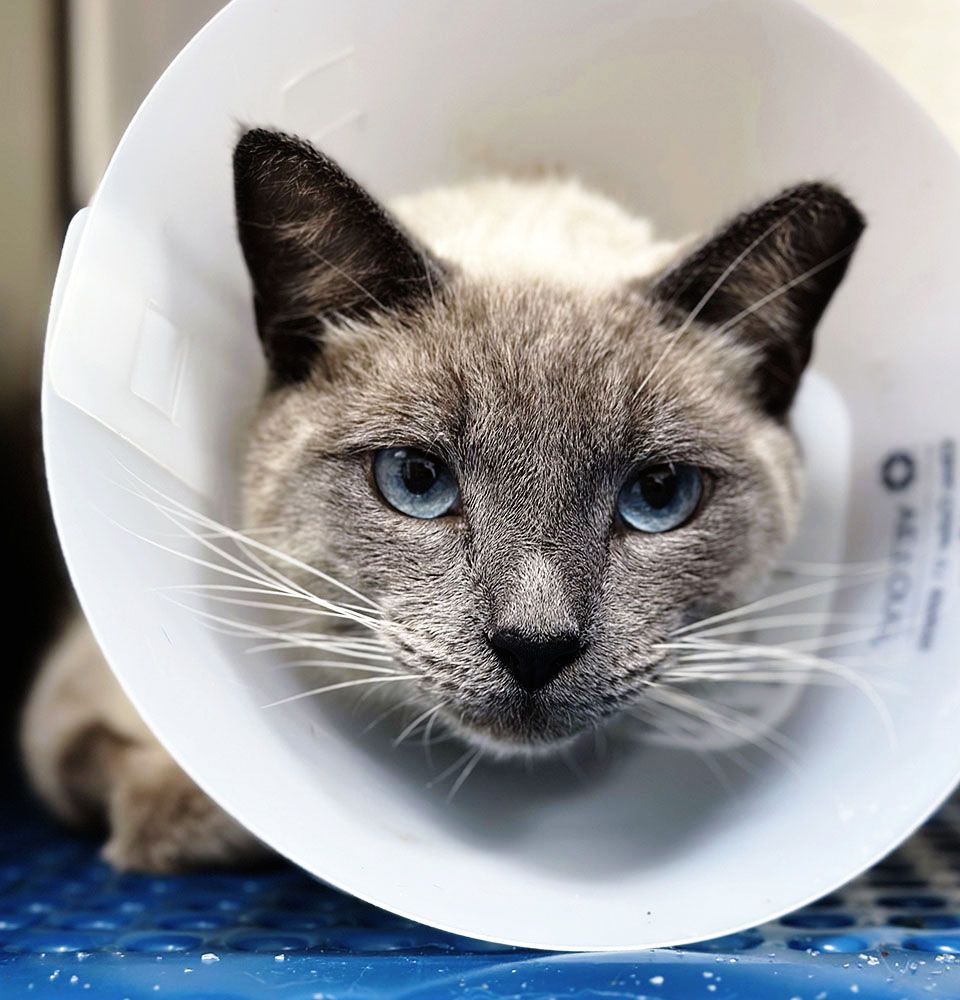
[21,129,864,871]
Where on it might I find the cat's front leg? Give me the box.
[101,743,263,873]
[22,615,265,873]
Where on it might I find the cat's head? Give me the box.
[233,128,864,756]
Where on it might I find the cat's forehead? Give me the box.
[312,281,757,462]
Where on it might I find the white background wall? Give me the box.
[805,0,960,151]
[66,1,960,205]
[2,1,958,398]
[0,3,58,401]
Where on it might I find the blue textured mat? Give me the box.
[3,790,960,998]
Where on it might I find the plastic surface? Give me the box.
[4,790,960,997]
[41,0,960,950]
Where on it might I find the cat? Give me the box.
[21,128,864,872]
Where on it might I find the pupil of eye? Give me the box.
[640,468,678,509]
[402,456,438,495]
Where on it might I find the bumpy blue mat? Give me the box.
[3,788,960,998]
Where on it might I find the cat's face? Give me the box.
[234,130,864,755]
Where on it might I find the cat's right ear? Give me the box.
[647,183,864,417]
[233,129,446,385]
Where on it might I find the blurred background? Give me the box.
[2,0,959,765]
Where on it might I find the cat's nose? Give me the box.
[487,630,586,693]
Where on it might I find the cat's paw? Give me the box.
[102,749,264,873]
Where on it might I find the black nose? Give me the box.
[487,630,586,693]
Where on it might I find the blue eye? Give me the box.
[373,447,459,519]
[617,463,704,532]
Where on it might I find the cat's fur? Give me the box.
[21,129,864,871]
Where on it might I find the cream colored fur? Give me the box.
[392,176,681,289]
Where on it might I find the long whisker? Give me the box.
[99,506,301,596]
[111,461,382,611]
[161,598,389,658]
[105,492,379,633]
[199,524,381,625]
[647,243,859,400]
[112,483,316,600]
[161,583,363,631]
[163,582,317,599]
[627,703,742,788]
[652,685,799,753]
[427,748,476,789]
[673,573,883,637]
[676,622,910,656]
[713,245,859,340]
[669,668,856,687]
[394,703,445,748]
[154,496,380,619]
[244,627,388,654]
[682,612,880,642]
[662,639,898,747]
[446,749,483,802]
[644,686,801,774]
[249,634,390,659]
[361,698,414,734]
[668,666,904,700]
[244,635,383,654]
[265,634,388,653]
[271,658,398,675]
[226,627,390,661]
[157,590,384,623]
[774,559,890,578]
[138,523,286,542]
[263,674,416,709]
[423,705,444,769]
[665,635,885,663]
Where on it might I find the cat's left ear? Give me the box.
[649,183,865,416]
[234,128,446,385]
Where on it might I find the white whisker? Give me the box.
[163,582,311,599]
[446,749,483,802]
[427,748,476,789]
[668,668,904,700]
[394,703,444,748]
[159,590,383,623]
[774,559,890,578]
[111,461,382,611]
[648,242,860,400]
[713,245,859,340]
[627,703,737,789]
[674,574,882,637]
[682,611,879,641]
[161,598,389,658]
[361,698,413,734]
[645,685,800,770]
[113,484,316,598]
[271,658,398,675]
[107,496,379,633]
[423,706,444,769]
[662,638,898,747]
[263,674,416,709]
[669,669,849,687]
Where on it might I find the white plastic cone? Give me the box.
[42,0,960,950]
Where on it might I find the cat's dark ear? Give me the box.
[233,128,446,384]
[649,183,865,416]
